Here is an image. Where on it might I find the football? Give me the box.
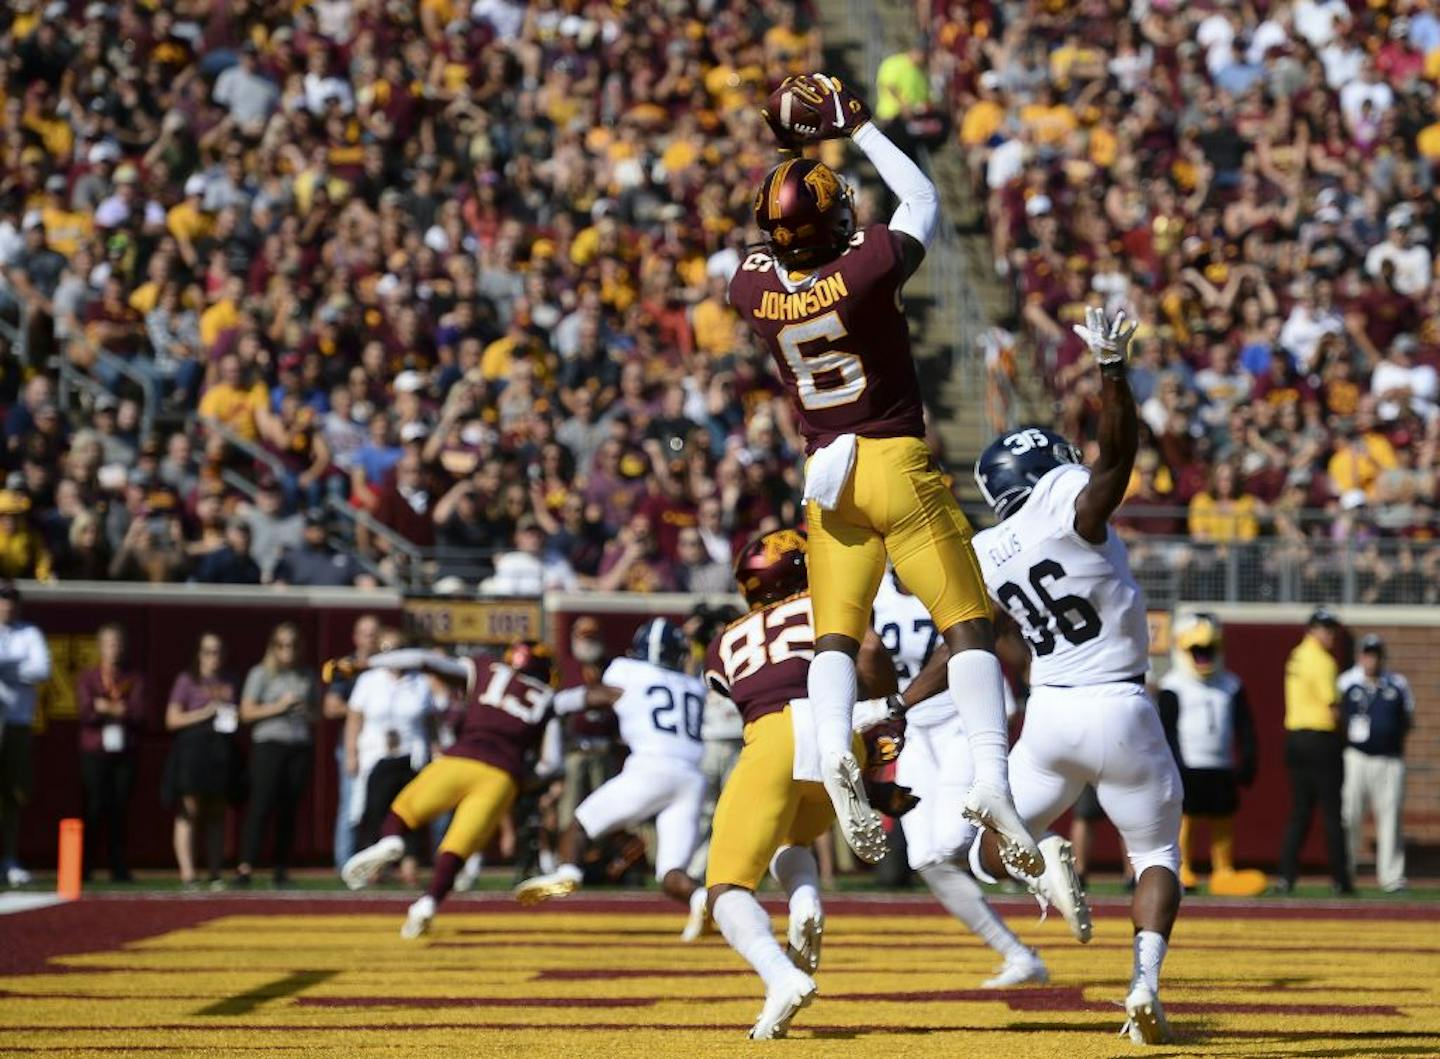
[764,76,830,144]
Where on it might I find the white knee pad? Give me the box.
[1127,843,1181,878]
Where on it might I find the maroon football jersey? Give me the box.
[445,657,555,780]
[729,223,926,453]
[704,593,814,726]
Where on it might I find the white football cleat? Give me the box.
[820,751,887,864]
[453,853,483,893]
[982,949,1049,989]
[1034,835,1092,943]
[514,864,582,906]
[400,895,435,940]
[785,893,824,974]
[341,835,405,891]
[680,887,709,943]
[7,866,33,887]
[748,969,817,1040]
[1120,985,1174,1045]
[963,784,1043,877]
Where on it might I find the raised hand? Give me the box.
[1072,306,1138,368]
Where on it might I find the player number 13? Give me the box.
[778,311,868,411]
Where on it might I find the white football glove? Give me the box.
[1072,306,1137,367]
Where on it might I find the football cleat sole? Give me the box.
[963,786,1044,878]
[680,888,710,943]
[340,835,405,891]
[1121,985,1174,1045]
[821,751,888,864]
[748,971,818,1040]
[513,874,579,907]
[1038,835,1092,943]
[786,900,824,974]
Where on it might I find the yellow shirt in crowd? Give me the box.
[198,382,268,441]
[1283,633,1339,732]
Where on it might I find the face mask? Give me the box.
[573,638,604,665]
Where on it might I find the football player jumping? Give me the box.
[703,529,910,1040]
[515,618,712,942]
[968,308,1185,1044]
[338,641,617,939]
[735,74,1040,877]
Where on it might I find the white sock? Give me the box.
[557,863,584,884]
[713,889,796,990]
[1132,930,1168,994]
[919,861,1029,961]
[690,886,709,915]
[947,651,1011,790]
[770,845,821,914]
[808,650,858,761]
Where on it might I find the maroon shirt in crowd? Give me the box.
[167,671,238,715]
[705,592,814,726]
[730,223,927,453]
[76,667,147,754]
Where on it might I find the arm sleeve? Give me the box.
[851,121,939,248]
[367,648,470,683]
[535,718,564,780]
[1233,684,1258,785]
[552,685,589,717]
[17,629,51,685]
[1397,674,1415,734]
[1156,689,1184,767]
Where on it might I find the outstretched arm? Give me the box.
[852,120,938,280]
[1071,307,1140,544]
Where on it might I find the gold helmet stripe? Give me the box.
[768,159,797,221]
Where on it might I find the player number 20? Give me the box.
[778,311,868,411]
[648,685,704,741]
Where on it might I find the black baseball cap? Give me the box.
[1359,634,1384,654]
[1309,607,1342,629]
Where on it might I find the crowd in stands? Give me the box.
[927,0,1440,598]
[0,0,847,592]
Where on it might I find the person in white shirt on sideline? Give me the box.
[0,582,52,887]
[344,628,437,884]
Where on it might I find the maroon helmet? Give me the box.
[753,158,855,269]
[733,529,808,609]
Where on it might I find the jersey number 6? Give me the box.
[778,311,868,411]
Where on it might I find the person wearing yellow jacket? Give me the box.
[1277,608,1353,894]
[1157,615,1266,897]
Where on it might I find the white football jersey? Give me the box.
[971,464,1149,688]
[602,657,708,767]
[871,571,953,726]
